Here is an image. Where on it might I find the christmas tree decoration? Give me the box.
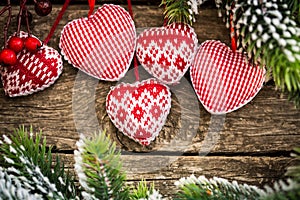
[59,4,136,81]
[106,79,172,146]
[0,0,71,97]
[34,0,52,17]
[136,23,198,85]
[0,31,63,97]
[225,0,300,106]
[191,40,265,114]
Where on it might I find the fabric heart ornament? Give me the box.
[106,78,171,145]
[136,23,198,84]
[59,4,136,81]
[191,40,265,114]
[0,31,63,97]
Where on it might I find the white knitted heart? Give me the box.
[59,4,136,81]
[191,40,265,114]
[136,23,198,84]
[0,31,63,97]
[106,79,172,145]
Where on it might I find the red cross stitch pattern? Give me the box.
[136,23,198,85]
[59,4,136,81]
[190,40,265,114]
[0,31,63,97]
[106,79,172,145]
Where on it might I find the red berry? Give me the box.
[35,0,52,16]
[24,37,42,52]
[8,36,24,53]
[0,49,17,66]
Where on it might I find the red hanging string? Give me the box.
[88,0,95,18]
[43,0,71,45]
[229,6,237,52]
[127,0,139,82]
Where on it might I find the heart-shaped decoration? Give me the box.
[59,4,136,81]
[191,40,265,114]
[0,31,63,97]
[136,23,198,84]
[106,78,172,145]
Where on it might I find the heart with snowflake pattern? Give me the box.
[190,40,265,114]
[0,31,63,97]
[59,4,136,81]
[106,78,172,145]
[136,23,198,84]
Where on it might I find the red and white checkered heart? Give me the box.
[191,40,265,114]
[106,79,172,145]
[59,4,136,81]
[0,31,63,97]
[136,23,198,84]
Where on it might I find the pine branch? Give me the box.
[286,147,300,182]
[129,180,163,200]
[161,0,207,25]
[0,127,77,199]
[261,179,300,200]
[174,175,264,199]
[74,131,129,200]
[0,167,43,200]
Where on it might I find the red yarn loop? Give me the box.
[229,5,237,52]
[43,0,71,45]
[127,0,139,82]
[88,0,95,18]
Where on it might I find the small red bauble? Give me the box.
[24,37,42,52]
[8,36,24,53]
[0,49,17,66]
[35,0,52,16]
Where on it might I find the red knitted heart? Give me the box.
[59,4,136,81]
[0,32,63,97]
[136,23,198,84]
[106,79,171,145]
[191,40,265,114]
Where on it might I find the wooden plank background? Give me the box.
[0,3,300,198]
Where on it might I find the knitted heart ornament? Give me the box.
[106,79,172,145]
[136,23,198,84]
[0,31,63,97]
[59,4,136,81]
[191,40,265,114]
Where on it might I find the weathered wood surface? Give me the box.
[1,4,300,198]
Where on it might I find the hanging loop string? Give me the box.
[43,0,71,45]
[88,0,95,18]
[127,0,139,82]
[229,4,237,52]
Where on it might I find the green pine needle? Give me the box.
[161,0,195,25]
[174,175,263,200]
[129,180,157,200]
[74,131,129,200]
[0,126,77,199]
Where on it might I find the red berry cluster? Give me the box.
[0,0,52,66]
[0,36,42,66]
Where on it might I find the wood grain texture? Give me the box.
[0,4,299,197]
